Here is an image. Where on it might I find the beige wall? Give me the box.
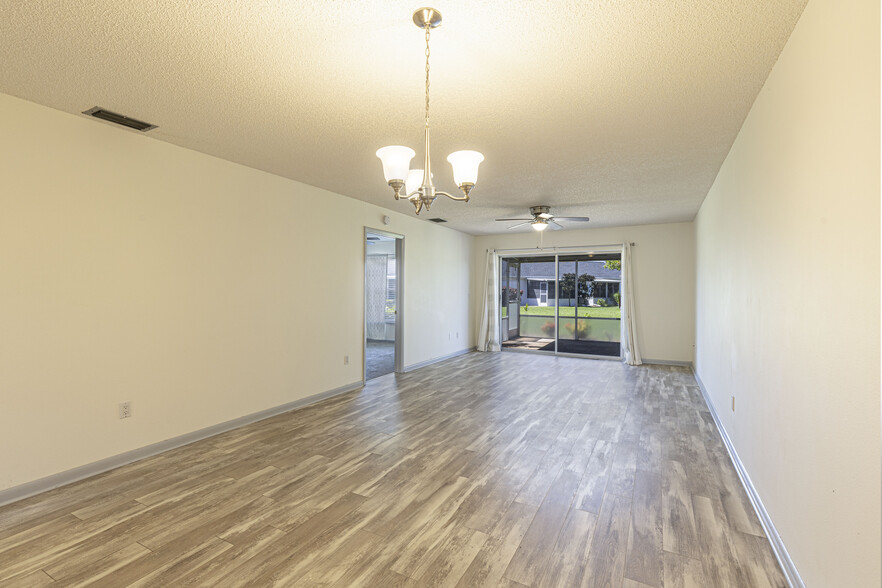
[473,222,696,363]
[0,93,474,491]
[694,0,880,585]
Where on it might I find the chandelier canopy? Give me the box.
[376,8,484,215]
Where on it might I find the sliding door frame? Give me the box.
[554,255,559,354]
[497,247,623,361]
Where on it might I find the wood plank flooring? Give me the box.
[0,352,787,587]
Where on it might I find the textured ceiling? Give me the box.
[0,1,807,235]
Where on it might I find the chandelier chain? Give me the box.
[425,25,430,128]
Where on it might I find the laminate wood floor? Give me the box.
[0,352,786,587]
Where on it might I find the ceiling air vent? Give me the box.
[82,107,158,132]
[427,218,447,223]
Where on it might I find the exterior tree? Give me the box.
[603,260,622,271]
[579,274,597,304]
[561,273,597,305]
[559,273,577,300]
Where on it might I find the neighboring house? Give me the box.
[507,261,621,307]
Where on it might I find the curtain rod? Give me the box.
[489,243,635,253]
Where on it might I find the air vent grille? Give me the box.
[82,107,157,132]
[428,218,448,223]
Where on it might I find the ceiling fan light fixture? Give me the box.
[496,205,591,230]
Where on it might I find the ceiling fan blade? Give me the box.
[553,216,590,222]
[536,212,553,219]
[548,220,564,230]
[506,221,533,230]
[495,218,532,221]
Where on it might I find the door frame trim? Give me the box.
[364,227,405,380]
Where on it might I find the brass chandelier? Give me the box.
[376,7,484,215]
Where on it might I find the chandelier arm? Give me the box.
[436,190,470,203]
[388,179,405,200]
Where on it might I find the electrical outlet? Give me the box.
[343,355,349,365]
[119,401,132,419]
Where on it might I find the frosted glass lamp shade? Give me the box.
[405,169,425,195]
[532,220,548,232]
[446,150,484,186]
[376,146,416,182]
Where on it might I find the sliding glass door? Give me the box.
[500,258,522,343]
[500,252,622,358]
[500,256,556,351]
[556,255,621,356]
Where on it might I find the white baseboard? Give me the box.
[403,347,475,373]
[642,358,693,367]
[0,380,364,507]
[692,369,805,588]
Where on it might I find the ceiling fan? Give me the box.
[495,205,590,231]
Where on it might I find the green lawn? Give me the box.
[505,305,621,319]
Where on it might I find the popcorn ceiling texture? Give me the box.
[0,0,807,235]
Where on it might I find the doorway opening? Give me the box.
[364,229,403,380]
[500,252,622,358]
